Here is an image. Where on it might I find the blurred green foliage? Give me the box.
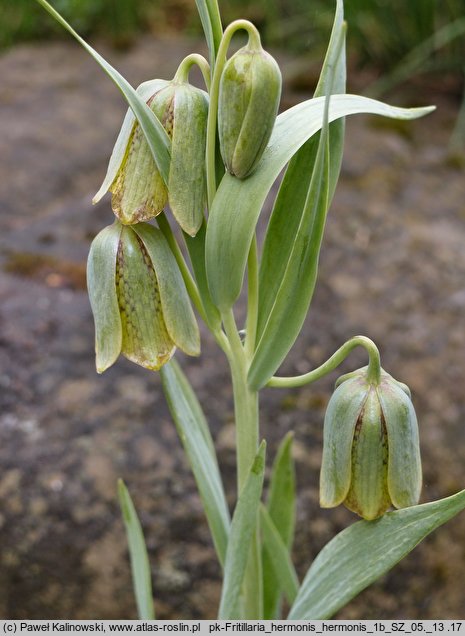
[3,0,465,83]
[2,0,148,49]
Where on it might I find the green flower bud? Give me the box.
[218,37,282,179]
[320,367,422,521]
[87,221,200,373]
[94,75,209,236]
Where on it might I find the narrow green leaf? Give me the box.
[206,97,434,312]
[118,480,155,620]
[218,442,266,619]
[288,489,465,619]
[33,0,171,184]
[248,67,332,390]
[195,0,223,68]
[160,360,230,566]
[262,432,296,618]
[257,1,346,341]
[267,432,296,547]
[260,505,299,607]
[183,221,222,330]
[86,222,122,373]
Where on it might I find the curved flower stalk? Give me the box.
[87,221,200,373]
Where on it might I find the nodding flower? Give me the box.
[87,221,200,373]
[320,367,422,521]
[94,66,209,237]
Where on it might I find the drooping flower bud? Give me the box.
[218,34,282,179]
[87,221,200,373]
[94,70,209,236]
[320,367,422,521]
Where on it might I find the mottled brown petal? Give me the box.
[116,227,175,370]
[110,122,167,225]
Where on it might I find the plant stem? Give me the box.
[222,308,262,618]
[222,309,258,489]
[267,335,382,388]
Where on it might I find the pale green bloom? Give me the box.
[320,367,422,520]
[87,221,200,373]
[94,78,208,236]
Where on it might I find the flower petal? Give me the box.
[133,223,200,357]
[344,388,391,520]
[379,379,422,509]
[116,226,175,370]
[320,376,368,508]
[87,222,123,373]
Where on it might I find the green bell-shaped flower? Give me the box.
[218,34,282,179]
[87,221,200,373]
[320,367,422,520]
[94,70,209,236]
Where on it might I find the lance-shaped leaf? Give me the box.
[260,505,299,609]
[248,48,335,389]
[195,0,223,68]
[118,480,155,620]
[288,489,465,619]
[262,432,296,618]
[160,360,230,566]
[218,442,266,619]
[184,221,222,330]
[205,97,434,313]
[34,0,171,184]
[257,0,345,344]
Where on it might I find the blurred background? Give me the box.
[1,0,465,620]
